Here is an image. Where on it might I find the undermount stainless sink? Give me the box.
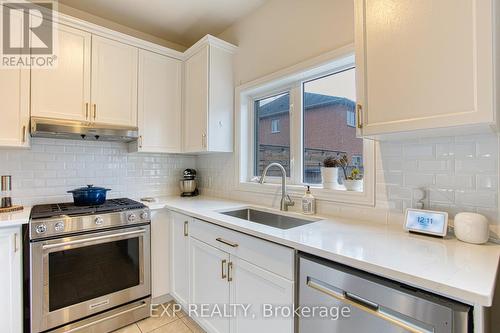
[220,208,319,230]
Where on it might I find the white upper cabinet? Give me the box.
[31,24,91,122]
[132,49,182,153]
[0,9,29,148]
[183,37,236,153]
[91,35,138,127]
[355,0,496,139]
[0,66,30,148]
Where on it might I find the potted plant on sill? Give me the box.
[321,156,341,189]
[334,154,363,191]
[343,168,363,192]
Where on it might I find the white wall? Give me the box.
[218,0,354,85]
[0,138,195,206]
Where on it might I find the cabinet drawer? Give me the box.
[190,219,294,280]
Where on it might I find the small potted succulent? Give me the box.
[343,168,363,191]
[321,156,341,189]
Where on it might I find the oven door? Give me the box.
[30,225,151,333]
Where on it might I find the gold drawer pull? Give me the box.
[216,237,238,248]
[183,221,188,237]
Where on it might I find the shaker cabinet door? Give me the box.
[183,45,209,153]
[137,49,182,153]
[189,237,230,333]
[355,0,494,137]
[170,211,190,308]
[0,8,29,148]
[91,35,138,127]
[31,24,91,122]
[0,227,22,333]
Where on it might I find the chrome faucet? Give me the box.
[259,162,295,211]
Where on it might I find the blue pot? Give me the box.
[67,185,111,206]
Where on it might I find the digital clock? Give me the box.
[404,208,448,237]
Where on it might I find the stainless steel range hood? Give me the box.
[30,117,139,142]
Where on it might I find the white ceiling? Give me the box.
[58,0,267,47]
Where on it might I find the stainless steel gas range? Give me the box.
[23,198,151,333]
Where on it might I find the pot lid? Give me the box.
[67,185,111,193]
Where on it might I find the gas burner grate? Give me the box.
[31,198,146,219]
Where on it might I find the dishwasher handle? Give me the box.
[306,277,432,333]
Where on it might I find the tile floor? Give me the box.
[113,301,205,333]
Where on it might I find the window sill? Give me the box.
[235,181,375,206]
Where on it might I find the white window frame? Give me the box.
[234,45,375,206]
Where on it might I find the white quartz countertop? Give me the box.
[143,195,500,307]
[0,206,30,228]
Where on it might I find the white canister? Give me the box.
[453,212,489,244]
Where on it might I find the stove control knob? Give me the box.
[127,213,137,222]
[54,222,65,232]
[35,224,47,234]
[140,211,149,220]
[94,216,104,225]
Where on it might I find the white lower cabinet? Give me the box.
[151,209,171,300]
[170,211,190,308]
[230,257,294,333]
[186,217,295,333]
[189,238,231,333]
[0,227,22,333]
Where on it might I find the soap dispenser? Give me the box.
[302,186,315,215]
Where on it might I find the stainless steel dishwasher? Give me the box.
[298,254,472,333]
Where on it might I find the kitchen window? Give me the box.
[236,50,375,205]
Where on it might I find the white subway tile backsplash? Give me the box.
[476,175,498,191]
[418,160,452,172]
[403,144,435,159]
[435,175,475,190]
[0,138,196,206]
[429,189,455,204]
[455,191,497,208]
[455,159,497,174]
[403,173,435,187]
[195,134,499,232]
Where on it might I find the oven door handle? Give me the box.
[41,229,147,250]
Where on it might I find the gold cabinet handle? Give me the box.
[216,237,238,248]
[93,104,97,121]
[356,104,363,129]
[221,259,227,279]
[21,125,26,143]
[202,133,207,148]
[227,261,233,282]
[183,221,188,237]
[85,102,89,119]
